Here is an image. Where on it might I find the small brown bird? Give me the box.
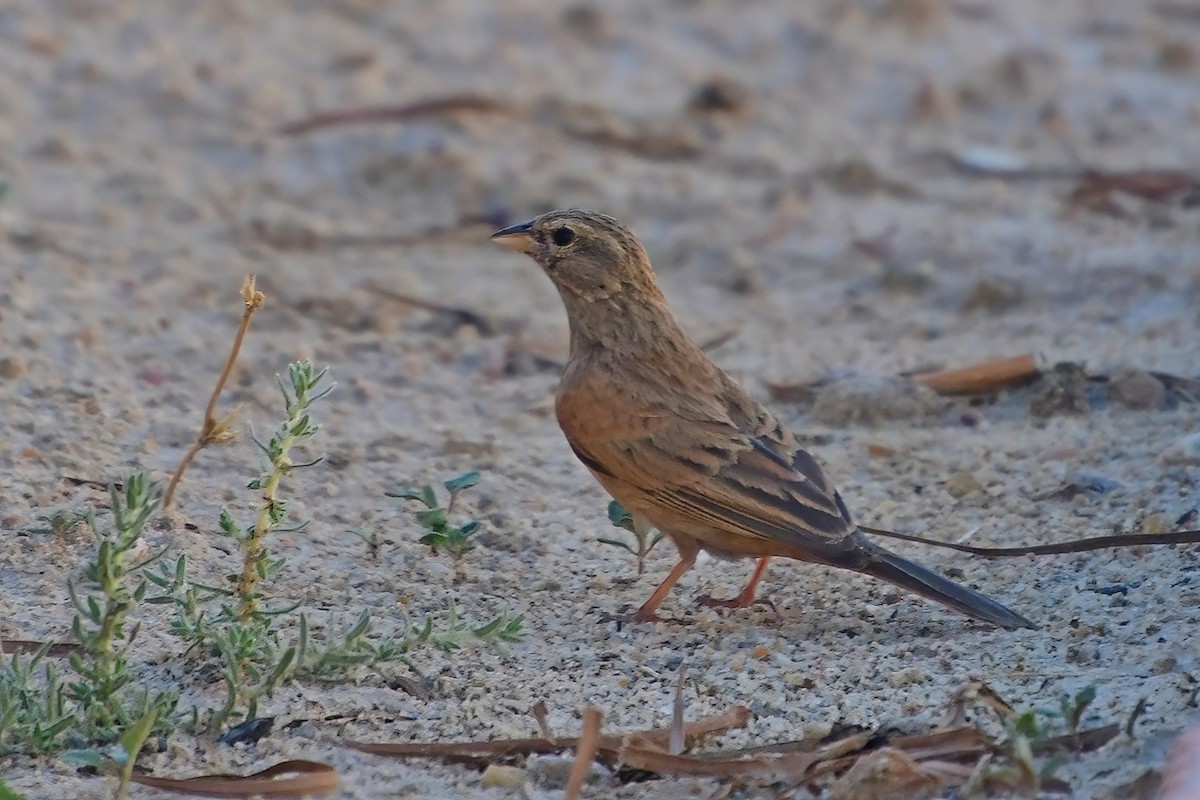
[491,210,1034,630]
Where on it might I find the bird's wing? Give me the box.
[562,384,860,556]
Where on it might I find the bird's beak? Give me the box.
[489,220,537,254]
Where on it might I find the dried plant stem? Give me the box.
[164,275,266,511]
[565,706,602,800]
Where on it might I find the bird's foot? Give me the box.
[693,593,777,613]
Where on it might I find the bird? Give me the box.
[490,209,1035,630]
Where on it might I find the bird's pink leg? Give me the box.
[624,553,697,622]
[695,557,775,610]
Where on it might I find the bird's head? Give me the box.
[490,209,658,303]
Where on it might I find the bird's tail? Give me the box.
[862,546,1036,630]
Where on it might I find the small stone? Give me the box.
[480,765,525,789]
[944,472,983,498]
[1139,513,1171,535]
[866,443,896,458]
[752,644,770,660]
[1162,432,1200,465]
[527,754,608,789]
[879,0,945,31]
[0,356,27,379]
[1110,369,1166,410]
[687,75,750,115]
[961,276,1024,313]
[1159,39,1197,72]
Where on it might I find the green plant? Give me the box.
[149,362,521,731]
[149,360,340,730]
[0,777,28,800]
[66,476,176,738]
[63,706,159,800]
[597,501,664,576]
[988,685,1097,795]
[23,509,90,538]
[388,471,482,561]
[0,643,73,755]
[413,601,524,652]
[0,476,173,759]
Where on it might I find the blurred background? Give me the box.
[2,2,1199,796]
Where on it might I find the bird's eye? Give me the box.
[551,227,576,246]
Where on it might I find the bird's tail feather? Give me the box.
[863,547,1036,630]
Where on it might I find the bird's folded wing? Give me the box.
[582,413,860,554]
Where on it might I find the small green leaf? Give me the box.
[61,748,113,770]
[385,487,425,500]
[120,707,158,761]
[0,777,29,800]
[607,501,634,531]
[421,485,438,509]
[444,471,481,494]
[218,508,238,536]
[416,509,448,529]
[419,532,446,548]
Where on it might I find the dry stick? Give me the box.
[910,353,1041,395]
[163,275,266,511]
[278,96,514,136]
[565,706,602,800]
[531,700,553,740]
[348,706,749,761]
[860,525,1200,557]
[0,640,81,658]
[130,759,338,797]
[669,666,688,756]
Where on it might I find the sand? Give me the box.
[2,1,1199,797]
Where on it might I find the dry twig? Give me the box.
[163,275,265,511]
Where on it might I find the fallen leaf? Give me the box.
[130,760,337,798]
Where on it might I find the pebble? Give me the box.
[1162,432,1200,465]
[1110,369,1166,410]
[480,765,525,789]
[0,356,26,379]
[943,472,983,498]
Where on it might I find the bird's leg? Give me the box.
[694,557,776,611]
[602,551,696,624]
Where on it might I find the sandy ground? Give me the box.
[2,1,1199,798]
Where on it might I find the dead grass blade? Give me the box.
[669,666,687,755]
[129,759,338,798]
[531,700,553,739]
[1068,170,1200,217]
[859,525,1200,557]
[910,354,1041,395]
[279,96,513,136]
[616,742,779,777]
[0,639,81,658]
[347,706,750,763]
[280,94,705,161]
[163,275,265,511]
[827,747,945,800]
[370,284,495,335]
[565,706,602,800]
[1040,723,1120,754]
